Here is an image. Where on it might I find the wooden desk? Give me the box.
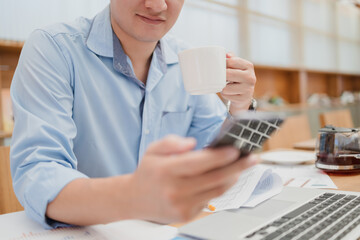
[0,130,11,145]
[173,160,360,228]
[292,137,360,191]
[1,171,359,237]
[0,131,11,138]
[293,138,317,151]
[0,211,178,239]
[0,40,22,140]
[293,127,360,151]
[328,173,360,192]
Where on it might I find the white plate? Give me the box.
[260,150,316,165]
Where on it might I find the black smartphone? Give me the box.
[208,111,285,157]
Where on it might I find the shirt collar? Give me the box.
[112,31,137,79]
[86,6,113,58]
[86,5,179,65]
[159,36,179,65]
[112,32,167,90]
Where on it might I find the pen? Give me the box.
[208,204,216,212]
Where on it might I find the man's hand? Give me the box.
[128,135,257,224]
[221,53,256,114]
[46,135,257,226]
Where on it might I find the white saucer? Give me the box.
[260,150,316,165]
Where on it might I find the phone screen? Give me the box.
[209,111,285,157]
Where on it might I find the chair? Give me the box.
[319,109,354,128]
[264,114,312,150]
[0,146,23,214]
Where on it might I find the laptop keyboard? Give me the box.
[245,193,360,240]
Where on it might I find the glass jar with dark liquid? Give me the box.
[316,125,360,173]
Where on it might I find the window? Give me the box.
[1,0,359,73]
[171,0,360,74]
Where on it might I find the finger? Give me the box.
[226,69,256,84]
[226,52,235,58]
[146,135,196,155]
[221,93,253,109]
[191,157,259,205]
[181,154,258,195]
[227,57,254,70]
[166,147,240,176]
[222,82,254,96]
[221,92,251,101]
[191,177,238,205]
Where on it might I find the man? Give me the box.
[10,0,257,228]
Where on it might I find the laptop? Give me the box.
[179,187,360,240]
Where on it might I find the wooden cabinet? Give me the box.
[0,40,23,141]
[254,65,360,137]
[254,65,360,104]
[0,40,360,142]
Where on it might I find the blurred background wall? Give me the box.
[0,0,360,139]
[1,0,359,73]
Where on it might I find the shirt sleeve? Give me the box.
[188,94,228,149]
[10,30,88,229]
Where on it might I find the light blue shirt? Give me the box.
[10,6,227,228]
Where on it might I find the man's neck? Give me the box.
[112,23,157,84]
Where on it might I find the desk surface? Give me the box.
[293,138,317,151]
[0,211,178,240]
[0,131,12,138]
[172,169,360,228]
[1,156,360,238]
[292,140,360,192]
[328,172,360,192]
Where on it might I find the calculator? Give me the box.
[209,111,285,157]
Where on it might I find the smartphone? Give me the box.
[209,111,285,157]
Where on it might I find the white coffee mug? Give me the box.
[178,46,227,95]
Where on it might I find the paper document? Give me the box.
[207,165,283,212]
[7,227,108,240]
[101,220,177,240]
[1,212,177,240]
[261,163,337,189]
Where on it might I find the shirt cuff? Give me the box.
[20,162,88,229]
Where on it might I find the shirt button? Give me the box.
[145,129,150,135]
